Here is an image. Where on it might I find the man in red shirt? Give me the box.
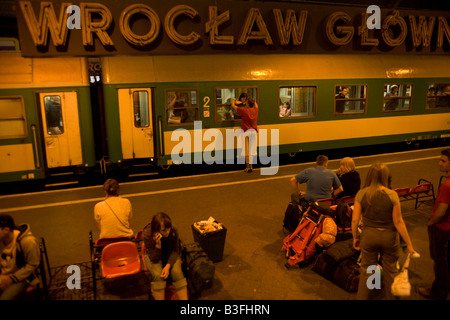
[232,97,258,173]
[419,148,450,300]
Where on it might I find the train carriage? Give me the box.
[0,51,449,184]
[0,51,96,184]
[101,53,450,171]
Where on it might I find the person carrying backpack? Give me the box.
[0,214,40,300]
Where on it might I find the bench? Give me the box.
[395,178,435,209]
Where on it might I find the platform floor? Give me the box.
[1,147,448,304]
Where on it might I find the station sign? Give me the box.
[15,0,450,57]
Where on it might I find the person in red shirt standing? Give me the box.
[232,96,258,172]
[419,148,450,300]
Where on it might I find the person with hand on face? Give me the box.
[143,212,188,300]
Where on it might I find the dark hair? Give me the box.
[0,214,15,229]
[247,98,255,108]
[150,212,172,235]
[238,93,248,100]
[103,178,119,196]
[316,155,328,166]
[442,148,450,159]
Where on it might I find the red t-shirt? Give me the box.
[237,107,258,132]
[431,176,450,231]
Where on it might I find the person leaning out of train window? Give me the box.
[335,87,348,113]
[232,96,259,173]
[427,87,437,108]
[384,85,399,111]
[279,101,291,117]
[436,84,450,108]
[143,212,188,300]
[94,179,134,240]
[168,92,188,123]
[335,157,361,200]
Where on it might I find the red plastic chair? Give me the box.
[316,198,334,206]
[101,241,141,278]
[337,196,355,205]
[395,187,411,197]
[95,237,132,247]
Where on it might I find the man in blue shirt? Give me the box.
[290,155,343,204]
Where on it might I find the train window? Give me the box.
[335,85,367,115]
[166,89,199,125]
[383,84,412,112]
[426,83,450,109]
[133,91,150,127]
[279,86,316,118]
[215,87,258,122]
[0,97,27,139]
[43,95,64,135]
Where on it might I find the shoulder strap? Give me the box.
[104,200,129,229]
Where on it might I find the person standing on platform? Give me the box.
[290,155,343,204]
[94,178,134,240]
[0,214,40,300]
[351,163,415,300]
[231,96,259,173]
[419,148,450,300]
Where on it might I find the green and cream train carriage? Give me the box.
[0,51,96,184]
[1,51,449,184]
[101,53,450,168]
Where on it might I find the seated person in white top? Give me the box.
[94,178,134,240]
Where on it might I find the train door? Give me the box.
[118,88,154,159]
[39,92,83,168]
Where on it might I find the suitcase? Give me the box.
[331,257,360,292]
[182,242,215,296]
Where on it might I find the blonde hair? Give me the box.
[340,157,356,174]
[363,163,390,204]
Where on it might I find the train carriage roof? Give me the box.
[101,54,450,84]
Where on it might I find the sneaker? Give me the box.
[418,287,432,299]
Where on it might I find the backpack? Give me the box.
[334,202,353,242]
[182,242,215,297]
[283,207,325,268]
[283,203,301,233]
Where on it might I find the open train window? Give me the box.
[334,85,367,115]
[165,89,199,125]
[43,95,64,135]
[383,83,412,112]
[426,83,450,109]
[133,91,149,127]
[0,96,27,139]
[215,87,258,123]
[279,86,316,118]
